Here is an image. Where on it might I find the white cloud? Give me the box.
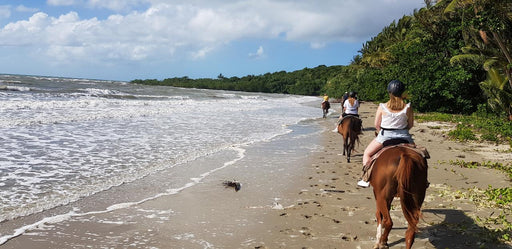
[47,0,79,6]
[191,46,213,59]
[16,5,39,13]
[86,0,148,12]
[249,46,265,59]
[0,0,425,66]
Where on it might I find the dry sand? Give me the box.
[253,102,512,249]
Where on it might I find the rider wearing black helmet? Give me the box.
[343,91,359,117]
[341,92,349,107]
[333,91,360,132]
[387,79,405,97]
[358,80,415,187]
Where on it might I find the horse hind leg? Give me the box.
[343,136,350,163]
[346,139,351,163]
[405,223,417,249]
[347,136,356,163]
[342,135,347,156]
[403,199,421,249]
[374,198,393,249]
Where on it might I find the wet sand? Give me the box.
[1,102,511,249]
[0,116,324,248]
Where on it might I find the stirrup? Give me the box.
[357,180,370,188]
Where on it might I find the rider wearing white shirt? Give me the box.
[342,91,359,117]
[343,95,359,116]
[358,80,414,187]
[376,102,414,144]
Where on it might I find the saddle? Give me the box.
[338,114,361,125]
[362,140,430,181]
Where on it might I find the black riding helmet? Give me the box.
[348,91,356,98]
[387,80,405,97]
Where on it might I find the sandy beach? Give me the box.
[251,102,512,249]
[1,101,511,249]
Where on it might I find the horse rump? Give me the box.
[321,101,330,109]
[371,146,428,249]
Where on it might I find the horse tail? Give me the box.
[395,149,427,231]
[349,117,362,145]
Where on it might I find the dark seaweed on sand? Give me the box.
[222,180,241,192]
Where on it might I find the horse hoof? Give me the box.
[374,243,388,249]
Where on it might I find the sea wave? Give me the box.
[0,85,30,92]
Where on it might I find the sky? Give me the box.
[0,0,426,81]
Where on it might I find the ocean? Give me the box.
[0,74,331,247]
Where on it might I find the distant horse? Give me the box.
[370,145,429,249]
[337,115,362,162]
[321,101,330,118]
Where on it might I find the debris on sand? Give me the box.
[223,180,241,192]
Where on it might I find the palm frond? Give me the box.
[449,54,484,65]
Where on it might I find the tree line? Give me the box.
[131,65,343,96]
[131,0,511,121]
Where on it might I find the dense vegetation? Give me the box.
[131,65,343,95]
[132,0,512,121]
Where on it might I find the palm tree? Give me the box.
[445,0,512,90]
[444,0,512,120]
[358,16,416,68]
[479,68,512,120]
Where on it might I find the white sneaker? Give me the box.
[357,180,370,188]
[332,127,338,132]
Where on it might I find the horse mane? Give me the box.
[394,149,427,230]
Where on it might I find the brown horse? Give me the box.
[321,101,330,118]
[370,146,428,249]
[337,115,362,162]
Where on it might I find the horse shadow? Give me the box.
[387,208,511,249]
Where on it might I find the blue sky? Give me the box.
[0,0,426,81]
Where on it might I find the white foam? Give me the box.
[0,85,30,91]
[0,75,320,241]
[0,146,248,246]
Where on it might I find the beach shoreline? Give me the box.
[1,101,511,249]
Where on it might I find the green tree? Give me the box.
[480,68,512,120]
[445,0,512,120]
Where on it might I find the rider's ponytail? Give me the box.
[387,93,406,111]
